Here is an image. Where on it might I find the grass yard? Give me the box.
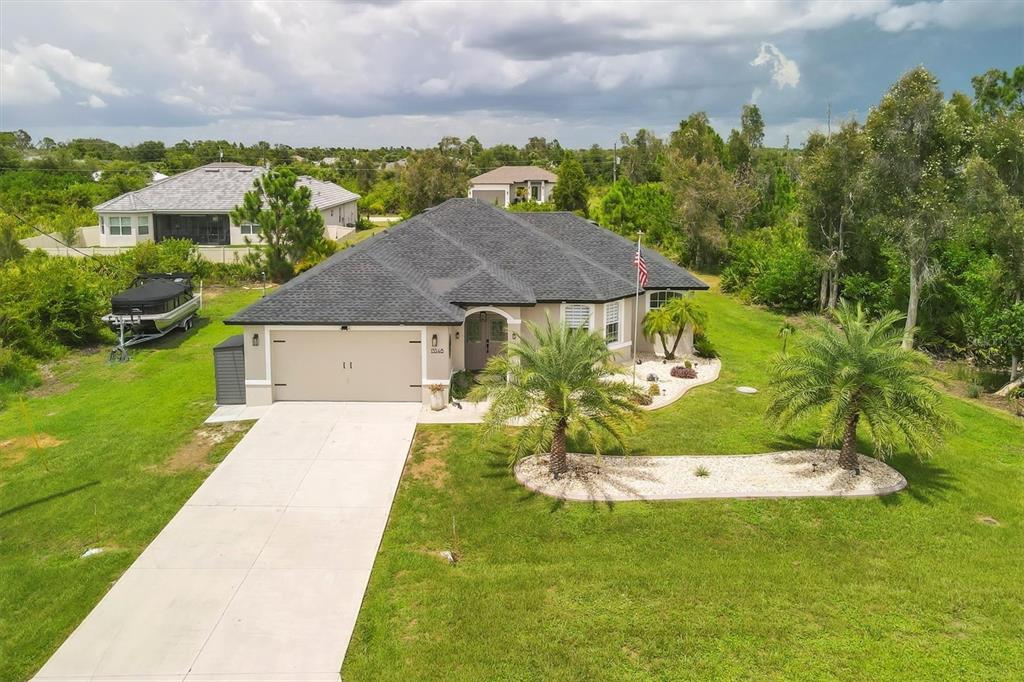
[339,225,390,247]
[0,286,263,681]
[344,285,1024,680]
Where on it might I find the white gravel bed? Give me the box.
[627,357,722,409]
[515,450,907,501]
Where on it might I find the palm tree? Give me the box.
[778,321,797,353]
[642,296,708,359]
[766,301,949,471]
[469,320,640,478]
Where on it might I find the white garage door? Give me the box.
[270,329,422,401]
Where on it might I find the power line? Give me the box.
[0,160,619,174]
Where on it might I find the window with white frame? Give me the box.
[564,303,592,331]
[239,222,259,235]
[137,215,149,235]
[108,216,132,236]
[99,216,105,234]
[649,290,682,309]
[604,300,621,343]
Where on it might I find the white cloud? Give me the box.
[874,0,1020,32]
[0,48,61,105]
[0,0,1016,147]
[751,43,800,89]
[21,43,127,95]
[78,94,108,108]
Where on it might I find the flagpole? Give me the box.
[632,230,642,387]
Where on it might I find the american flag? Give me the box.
[633,247,648,289]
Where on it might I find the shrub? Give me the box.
[684,360,693,369]
[647,382,660,397]
[671,365,697,379]
[694,465,710,477]
[720,223,819,313]
[1009,386,1024,417]
[966,383,982,399]
[0,344,39,406]
[449,370,473,400]
[693,332,718,359]
[631,391,653,406]
[646,373,658,382]
[0,256,108,353]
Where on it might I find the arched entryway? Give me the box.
[464,309,510,370]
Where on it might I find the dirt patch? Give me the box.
[414,429,452,456]
[27,363,76,398]
[1,433,66,467]
[976,515,1001,526]
[406,430,452,488]
[408,457,449,488]
[157,422,248,474]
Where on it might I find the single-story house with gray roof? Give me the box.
[93,162,360,248]
[469,165,557,207]
[225,198,707,405]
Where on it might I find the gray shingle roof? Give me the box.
[227,198,707,326]
[470,165,558,184]
[94,163,359,213]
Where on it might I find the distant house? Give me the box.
[93,162,360,247]
[469,165,557,207]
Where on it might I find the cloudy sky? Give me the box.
[1,1,1021,149]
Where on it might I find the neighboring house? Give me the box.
[225,198,706,406]
[92,162,360,247]
[469,165,557,207]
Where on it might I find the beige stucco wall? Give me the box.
[242,325,272,406]
[321,200,358,228]
[421,325,452,404]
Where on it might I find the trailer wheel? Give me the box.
[108,346,129,363]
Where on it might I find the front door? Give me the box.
[465,312,508,371]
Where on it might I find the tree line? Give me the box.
[1,64,1021,387]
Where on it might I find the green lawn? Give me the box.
[0,287,262,681]
[344,286,1024,680]
[339,225,390,247]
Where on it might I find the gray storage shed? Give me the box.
[213,334,245,405]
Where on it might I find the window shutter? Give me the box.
[565,304,591,330]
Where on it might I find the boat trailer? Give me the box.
[107,279,203,363]
[108,309,198,362]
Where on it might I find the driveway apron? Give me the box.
[34,401,419,682]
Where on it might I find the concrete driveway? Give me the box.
[34,401,419,682]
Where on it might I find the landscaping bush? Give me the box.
[671,365,697,379]
[693,332,718,359]
[647,382,660,397]
[631,391,653,406]
[449,370,473,400]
